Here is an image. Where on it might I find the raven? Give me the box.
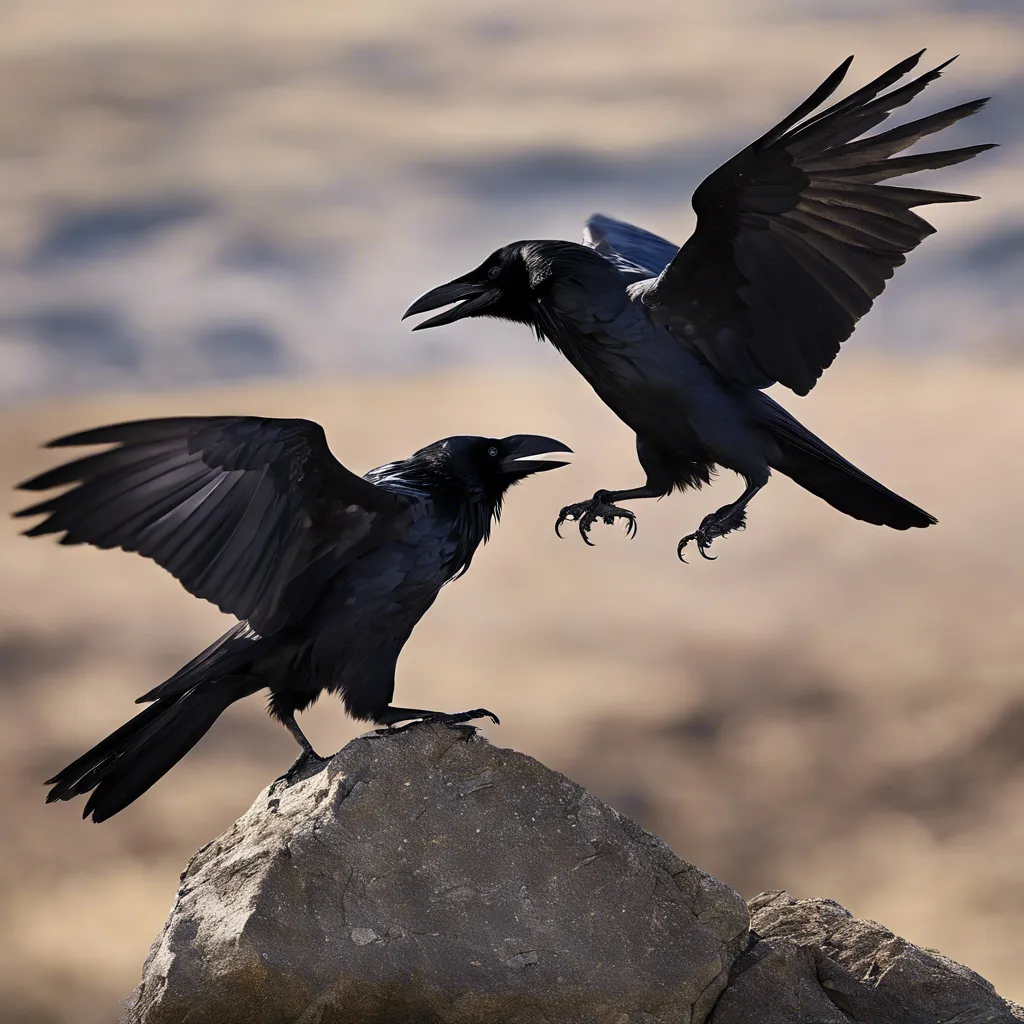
[15,418,571,821]
[405,52,993,560]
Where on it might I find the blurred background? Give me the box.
[1,0,1022,1020]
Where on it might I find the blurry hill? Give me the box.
[0,0,1020,400]
[2,357,1024,1021]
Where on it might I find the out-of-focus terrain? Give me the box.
[4,357,1024,1021]
[0,0,1022,1021]
[0,0,1020,400]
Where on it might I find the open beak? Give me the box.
[403,279,500,331]
[500,435,574,476]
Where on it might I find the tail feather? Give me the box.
[47,676,259,822]
[761,398,936,530]
[137,620,263,703]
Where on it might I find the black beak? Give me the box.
[403,278,501,331]
[500,435,573,476]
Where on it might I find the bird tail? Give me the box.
[46,664,262,823]
[762,398,936,530]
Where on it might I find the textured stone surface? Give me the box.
[710,891,1024,1024]
[123,725,749,1024]
[121,727,1024,1024]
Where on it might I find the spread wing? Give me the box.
[643,51,995,395]
[583,213,679,277]
[15,416,410,634]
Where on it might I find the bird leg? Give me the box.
[273,711,329,788]
[555,485,664,545]
[375,706,500,731]
[677,482,764,562]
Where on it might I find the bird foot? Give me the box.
[555,494,637,545]
[270,748,330,792]
[677,507,748,563]
[388,707,500,734]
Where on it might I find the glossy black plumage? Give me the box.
[405,52,992,558]
[16,418,571,820]
[646,52,993,397]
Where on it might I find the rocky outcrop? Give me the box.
[123,725,749,1024]
[710,891,1024,1024]
[122,727,1022,1024]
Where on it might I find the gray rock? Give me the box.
[706,938,849,1023]
[121,730,1023,1024]
[123,725,750,1024]
[709,890,1024,1024]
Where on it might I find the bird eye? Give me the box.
[487,446,499,457]
[487,266,502,279]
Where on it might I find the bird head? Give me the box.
[408,433,573,503]
[402,243,535,330]
[403,241,614,332]
[395,433,572,574]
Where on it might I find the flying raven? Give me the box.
[15,418,570,821]
[405,52,993,560]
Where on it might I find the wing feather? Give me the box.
[644,52,994,394]
[15,416,408,633]
[582,213,680,276]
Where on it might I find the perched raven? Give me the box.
[15,418,570,821]
[405,52,993,560]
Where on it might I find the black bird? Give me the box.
[405,52,993,560]
[15,418,571,821]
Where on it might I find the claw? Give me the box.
[270,749,329,791]
[678,504,750,563]
[456,708,499,724]
[677,533,694,563]
[414,707,500,728]
[554,496,637,546]
[554,506,577,539]
[579,517,595,546]
[679,526,719,561]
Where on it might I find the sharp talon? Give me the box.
[677,534,695,563]
[271,749,328,790]
[554,497,636,547]
[413,707,500,729]
[459,707,498,725]
[453,707,499,728]
[677,501,751,563]
[555,507,580,539]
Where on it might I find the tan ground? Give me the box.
[2,355,1023,1020]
